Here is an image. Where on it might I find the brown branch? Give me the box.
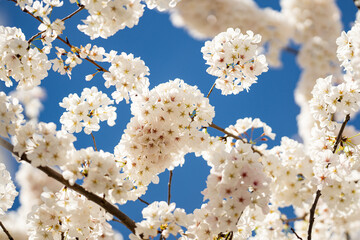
[282,214,307,223]
[0,137,137,234]
[27,30,46,46]
[307,189,321,240]
[91,132,98,151]
[138,197,150,205]
[333,114,350,154]
[206,82,216,98]
[61,5,85,22]
[291,227,303,240]
[208,122,263,156]
[0,221,14,240]
[284,46,299,55]
[167,170,173,205]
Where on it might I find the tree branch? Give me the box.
[0,221,14,240]
[0,137,137,234]
[138,197,150,205]
[307,189,321,240]
[167,170,173,205]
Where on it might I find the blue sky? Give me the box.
[0,0,358,238]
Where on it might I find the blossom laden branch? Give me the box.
[0,137,137,234]
[0,221,14,240]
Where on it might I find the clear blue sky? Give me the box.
[0,0,358,238]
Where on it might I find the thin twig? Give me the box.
[138,197,150,205]
[307,189,321,240]
[61,5,85,22]
[291,227,303,240]
[346,232,351,240]
[91,132,98,151]
[0,221,14,240]
[27,30,46,46]
[333,114,350,154]
[167,170,173,205]
[206,82,216,98]
[284,46,299,55]
[208,122,263,156]
[0,137,137,234]
[282,214,307,223]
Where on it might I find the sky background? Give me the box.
[0,0,358,238]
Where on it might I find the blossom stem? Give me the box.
[91,132,98,151]
[0,221,14,240]
[332,114,350,154]
[61,5,85,22]
[168,170,173,205]
[291,227,303,240]
[284,46,299,55]
[0,137,137,234]
[206,82,216,98]
[307,189,321,240]
[27,30,46,47]
[138,197,150,205]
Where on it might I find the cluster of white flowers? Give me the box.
[189,138,270,238]
[310,75,360,130]
[286,0,342,145]
[267,137,314,207]
[10,86,46,119]
[144,0,180,11]
[102,52,150,103]
[226,117,275,143]
[337,20,360,80]
[0,91,24,138]
[59,86,117,134]
[75,0,145,39]
[27,187,116,239]
[115,78,214,192]
[62,147,138,204]
[0,163,18,216]
[0,26,51,89]
[170,0,292,66]
[13,122,76,167]
[201,28,268,95]
[130,201,190,239]
[51,46,83,78]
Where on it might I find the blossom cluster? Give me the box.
[27,187,116,239]
[115,78,214,192]
[102,52,150,103]
[171,0,292,66]
[75,0,144,39]
[13,122,76,167]
[130,201,190,239]
[201,28,268,95]
[0,26,51,89]
[0,91,24,138]
[0,163,18,216]
[59,86,117,135]
[62,147,138,204]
